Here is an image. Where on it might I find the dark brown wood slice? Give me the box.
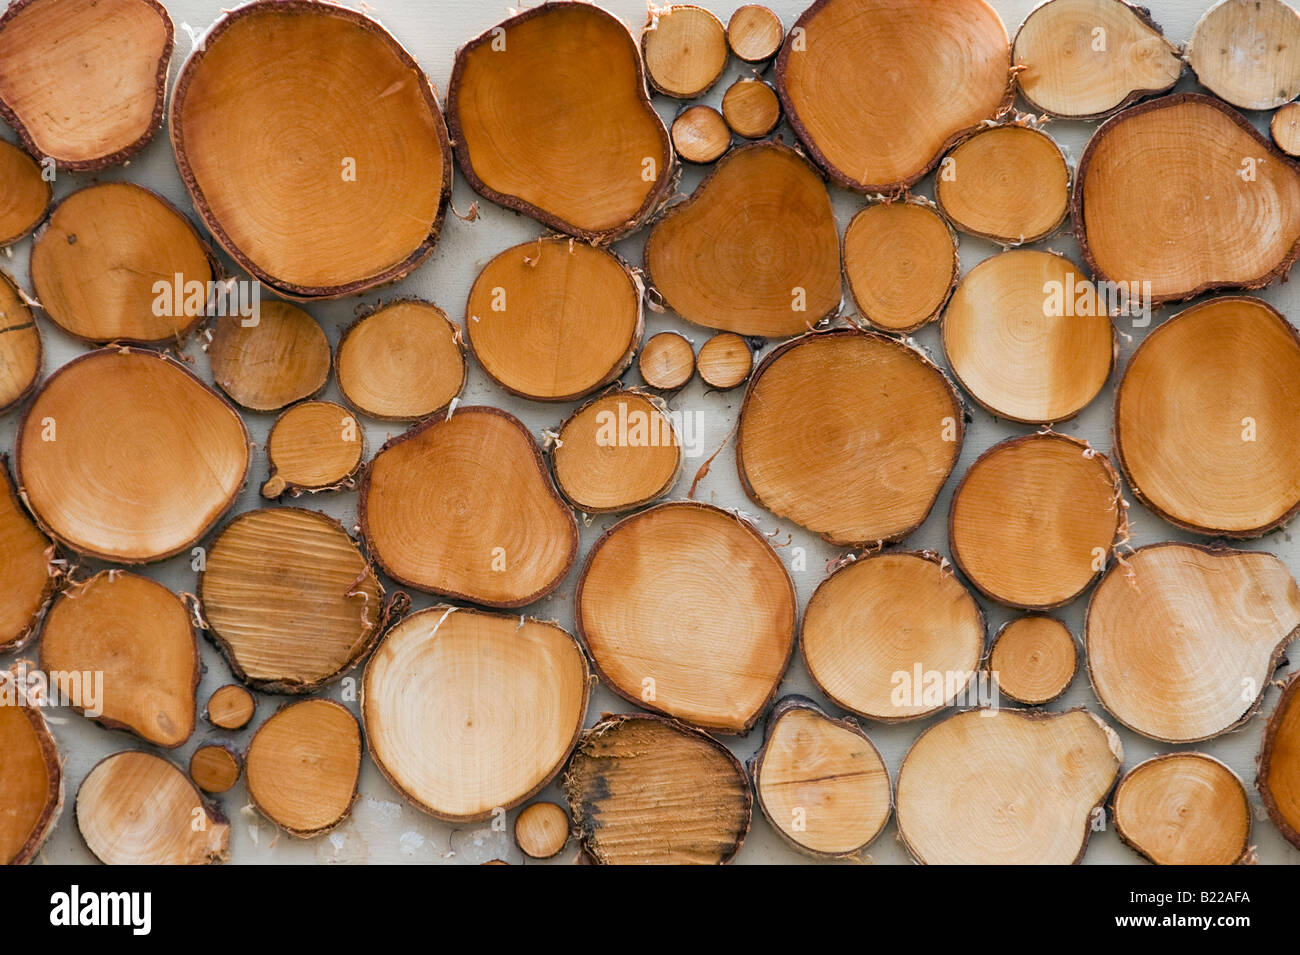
[190,743,242,795]
[208,301,331,413]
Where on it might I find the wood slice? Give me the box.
[362,606,590,822]
[189,744,241,795]
[466,239,641,401]
[77,750,228,864]
[942,250,1115,424]
[551,389,681,514]
[988,616,1077,705]
[642,5,728,98]
[0,689,61,864]
[40,570,198,747]
[0,456,54,653]
[1086,543,1300,743]
[335,300,465,421]
[1187,0,1300,111]
[360,407,578,607]
[1114,296,1300,537]
[775,0,1012,192]
[1074,93,1300,302]
[749,697,891,858]
[0,139,49,246]
[727,4,783,62]
[1113,753,1251,865]
[200,507,388,694]
[1259,671,1300,848]
[262,401,364,499]
[246,699,361,836]
[1013,0,1182,119]
[0,269,41,413]
[17,348,249,563]
[721,79,781,139]
[205,684,255,731]
[935,124,1070,244]
[737,329,963,545]
[671,105,731,164]
[897,708,1121,864]
[31,183,215,345]
[447,3,672,241]
[563,713,751,865]
[843,199,958,334]
[514,802,570,860]
[802,551,984,721]
[645,142,840,338]
[208,302,331,414]
[577,501,796,734]
[949,433,1122,609]
[170,0,451,298]
[638,331,695,390]
[1274,101,1300,157]
[0,0,171,169]
[696,332,753,390]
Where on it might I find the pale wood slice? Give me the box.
[696,332,752,390]
[190,744,241,795]
[1273,101,1300,157]
[514,802,570,860]
[0,269,41,413]
[638,331,695,390]
[721,78,781,139]
[671,105,731,164]
[0,456,55,653]
[262,401,364,499]
[843,199,958,334]
[1259,671,1300,848]
[208,301,331,413]
[988,616,1077,705]
[0,139,49,245]
[205,684,255,731]
[0,687,61,864]
[1187,0,1300,110]
[1113,753,1251,865]
[642,5,728,98]
[727,4,783,62]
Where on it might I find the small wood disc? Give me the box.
[843,199,958,333]
[1260,671,1300,849]
[246,699,361,836]
[802,551,985,722]
[31,182,214,344]
[335,300,465,421]
[0,270,41,413]
[696,332,752,390]
[1187,0,1300,111]
[514,802,570,860]
[942,249,1115,424]
[77,751,228,865]
[1274,102,1300,157]
[467,238,641,401]
[721,79,781,139]
[988,616,1077,705]
[552,389,680,514]
[935,125,1070,244]
[207,301,331,413]
[641,5,728,98]
[0,694,61,864]
[40,570,198,747]
[0,139,50,245]
[190,744,242,794]
[638,331,695,390]
[949,433,1122,610]
[262,401,364,499]
[1114,753,1251,865]
[671,105,731,164]
[205,684,255,731]
[0,457,54,653]
[727,4,783,62]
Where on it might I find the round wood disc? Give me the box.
[1113,753,1251,865]
[671,105,731,165]
[262,401,364,498]
[1115,296,1300,537]
[0,139,50,245]
[727,4,783,62]
[721,79,781,139]
[942,249,1115,424]
[190,744,241,795]
[17,348,249,563]
[641,5,728,98]
[802,551,984,721]
[1274,101,1300,157]
[0,457,54,653]
[466,238,641,401]
[987,616,1077,705]
[843,199,958,334]
[0,269,41,413]
[207,301,331,413]
[1187,0,1300,110]
[170,0,451,297]
[514,802,570,860]
[1260,671,1300,849]
[0,694,60,864]
[363,606,590,822]
[577,501,796,734]
[638,331,695,390]
[205,684,255,731]
[696,332,752,390]
[737,329,963,545]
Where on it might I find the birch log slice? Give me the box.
[988,616,1077,705]
[0,270,41,413]
[721,79,781,139]
[262,401,364,498]
[205,684,254,731]
[1113,753,1251,865]
[0,692,61,864]
[1186,0,1300,111]
[207,302,331,413]
[671,106,731,164]
[727,4,783,62]
[641,5,728,98]
[638,331,695,390]
[1260,671,1300,848]
[189,744,241,795]
[696,333,752,390]
[843,199,958,334]
[514,802,570,860]
[0,140,49,246]
[0,458,54,653]
[1274,102,1300,157]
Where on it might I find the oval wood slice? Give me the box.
[189,744,241,795]
[671,105,731,165]
[0,139,50,245]
[17,348,248,563]
[843,199,958,334]
[466,238,641,401]
[514,802,570,860]
[802,551,984,721]
[76,750,228,864]
[577,501,796,734]
[1013,0,1182,119]
[1113,753,1251,865]
[31,183,214,344]
[208,301,331,413]
[0,690,61,864]
[563,713,751,865]
[721,78,781,139]
[942,250,1115,424]
[0,457,54,653]
[40,570,198,747]
[0,269,41,413]
[0,0,171,169]
[775,0,1012,191]
[737,329,963,545]
[1086,543,1300,742]
[170,0,451,298]
[645,142,840,337]
[448,2,672,241]
[1114,296,1300,537]
[1187,0,1300,110]
[205,684,255,731]
[1074,93,1300,302]
[246,699,361,836]
[1273,101,1300,157]
[642,5,728,98]
[638,331,695,390]
[728,4,783,61]
[262,401,364,498]
[750,697,891,858]
[200,507,386,694]
[696,332,753,390]
[1259,671,1300,849]
[360,407,578,607]
[363,606,590,822]
[988,616,1078,705]
[897,708,1121,864]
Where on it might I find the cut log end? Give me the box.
[844,199,957,333]
[727,4,783,62]
[1114,753,1251,865]
[336,300,464,421]
[696,332,753,390]
[190,743,242,794]
[0,140,51,245]
[1187,0,1300,111]
[0,693,62,864]
[671,106,731,165]
[642,5,728,98]
[1259,671,1300,849]
[262,400,365,498]
[514,802,571,860]
[0,457,55,654]
[721,79,781,139]
[208,301,331,413]
[1273,102,1300,157]
[638,331,695,390]
[988,616,1077,705]
[205,684,255,731]
[0,271,41,414]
